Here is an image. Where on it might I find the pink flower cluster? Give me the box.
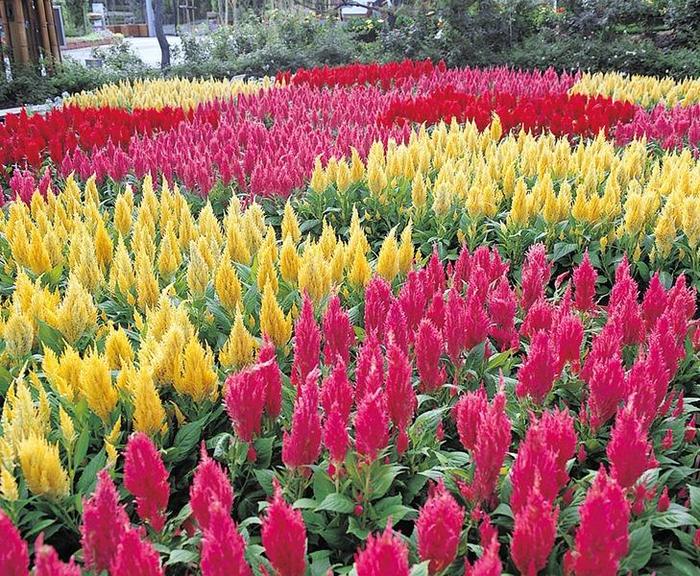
[616,103,700,154]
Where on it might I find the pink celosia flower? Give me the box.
[520,298,554,338]
[385,343,416,454]
[124,433,170,531]
[355,389,390,460]
[365,277,393,337]
[444,288,468,364]
[585,350,626,431]
[641,272,668,331]
[630,482,652,516]
[685,415,696,443]
[399,270,428,336]
[355,332,384,400]
[661,428,674,450]
[416,481,465,574]
[0,511,28,576]
[190,445,234,531]
[607,406,656,489]
[453,388,488,451]
[291,294,321,388]
[81,470,130,572]
[511,489,558,576]
[521,244,551,310]
[320,359,354,420]
[323,406,349,463]
[225,362,269,454]
[657,486,671,512]
[323,295,355,365]
[565,466,630,576]
[258,337,283,418]
[609,291,644,346]
[464,517,502,576]
[200,504,252,576]
[354,522,410,576]
[426,291,446,332]
[262,481,307,576]
[110,528,163,576]
[415,319,447,392]
[282,370,322,469]
[509,424,559,514]
[572,251,597,312]
[464,291,491,351]
[555,313,583,372]
[384,298,409,352]
[537,409,577,488]
[516,331,559,404]
[34,535,80,576]
[488,276,519,352]
[424,247,446,298]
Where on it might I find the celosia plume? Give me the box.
[282,370,322,469]
[0,512,28,576]
[511,489,558,576]
[261,481,307,576]
[355,389,390,460]
[109,528,164,576]
[124,433,170,531]
[385,343,416,454]
[190,444,235,531]
[200,504,252,576]
[290,294,321,388]
[355,523,410,576]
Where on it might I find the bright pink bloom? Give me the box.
[607,406,656,488]
[662,429,674,450]
[426,291,446,332]
[471,392,512,502]
[573,251,597,312]
[262,481,307,576]
[355,332,384,400]
[399,270,428,336]
[190,445,234,531]
[323,295,355,365]
[538,409,577,488]
[291,295,321,388]
[424,248,446,298]
[516,331,559,404]
[415,319,447,392]
[416,481,465,574]
[521,244,551,310]
[464,291,491,351]
[200,504,252,576]
[110,528,163,576]
[488,276,519,352]
[685,415,697,443]
[225,362,269,448]
[384,298,409,352]
[34,535,80,576]
[657,486,671,512]
[282,371,322,469]
[520,298,554,337]
[444,288,468,364]
[464,517,502,576]
[511,490,558,576]
[81,470,130,572]
[124,433,170,531]
[566,467,630,576]
[453,388,488,451]
[365,277,393,337]
[320,360,354,420]
[641,272,668,331]
[385,343,416,454]
[585,350,626,431]
[555,313,583,372]
[610,291,644,346]
[257,339,283,418]
[355,523,410,576]
[323,406,349,463]
[355,389,390,460]
[0,512,28,576]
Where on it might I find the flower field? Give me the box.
[0,60,699,576]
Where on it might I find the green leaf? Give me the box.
[312,468,335,502]
[166,549,198,566]
[77,450,107,494]
[410,561,431,576]
[551,242,578,263]
[292,498,318,510]
[688,485,700,519]
[651,504,699,529]
[668,549,700,576]
[369,464,403,500]
[254,469,275,496]
[37,320,65,354]
[621,525,652,571]
[316,493,355,514]
[73,426,91,468]
[166,417,205,463]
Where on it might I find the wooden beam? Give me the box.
[35,0,53,64]
[9,0,31,65]
[44,0,61,62]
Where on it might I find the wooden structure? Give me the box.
[0,0,62,72]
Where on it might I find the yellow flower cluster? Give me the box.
[310,120,700,260]
[571,71,700,107]
[65,76,274,110]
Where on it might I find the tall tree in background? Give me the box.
[153,0,171,68]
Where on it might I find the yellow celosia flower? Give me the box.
[348,244,371,288]
[654,209,677,258]
[59,407,76,448]
[398,222,414,274]
[310,158,329,193]
[187,241,210,299]
[135,251,159,311]
[105,326,134,370]
[94,219,113,271]
[132,369,167,436]
[367,158,388,197]
[56,275,98,344]
[336,160,352,193]
[281,201,301,243]
[298,242,331,303]
[43,346,82,401]
[350,147,365,183]
[114,189,133,237]
[0,468,19,501]
[219,308,257,369]
[80,351,118,422]
[279,235,300,284]
[157,223,182,280]
[28,226,52,275]
[18,435,69,498]
[376,229,400,282]
[214,258,243,313]
[256,242,278,294]
[4,309,34,358]
[260,281,291,347]
[411,172,427,211]
[175,336,218,402]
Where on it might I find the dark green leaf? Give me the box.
[316,493,355,514]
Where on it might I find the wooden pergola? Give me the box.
[1,0,61,74]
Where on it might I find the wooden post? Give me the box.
[9,0,31,65]
[44,0,61,62]
[35,0,53,63]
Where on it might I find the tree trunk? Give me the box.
[152,0,170,69]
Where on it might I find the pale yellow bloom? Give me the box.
[132,369,167,436]
[260,282,291,347]
[4,309,34,358]
[105,326,134,370]
[214,259,243,313]
[219,308,257,369]
[56,275,98,344]
[376,229,400,282]
[80,351,118,422]
[18,435,69,498]
[281,201,301,243]
[175,336,219,402]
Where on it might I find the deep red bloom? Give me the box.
[516,331,559,404]
[200,504,252,576]
[415,318,447,392]
[323,295,355,365]
[385,343,416,454]
[657,486,671,512]
[34,535,81,576]
[110,528,164,576]
[262,481,307,576]
[573,251,597,312]
[511,489,558,576]
[124,433,170,531]
[355,523,410,576]
[566,467,630,576]
[0,511,28,576]
[291,295,321,388]
[355,389,390,460]
[81,470,130,572]
[282,371,322,469]
[416,481,465,574]
[190,445,234,531]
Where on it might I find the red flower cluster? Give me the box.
[381,87,637,138]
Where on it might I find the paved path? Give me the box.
[61,35,181,68]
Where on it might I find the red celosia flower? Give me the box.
[34,534,81,576]
[453,388,488,451]
[355,332,384,401]
[661,428,674,450]
[124,433,170,531]
[282,370,322,469]
[365,277,393,337]
[323,295,355,365]
[657,486,671,512]
[573,251,597,312]
[110,528,163,576]
[488,276,519,352]
[464,517,502,576]
[565,466,630,576]
[201,504,252,576]
[511,489,558,576]
[258,338,283,418]
[416,481,465,574]
[262,481,307,576]
[323,406,349,463]
[521,244,551,310]
[516,331,559,404]
[320,359,354,420]
[0,511,28,576]
[81,470,130,572]
[415,319,447,392]
[190,444,234,531]
[354,522,410,576]
[685,415,696,443]
[291,295,321,388]
[355,389,390,461]
[385,343,416,454]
